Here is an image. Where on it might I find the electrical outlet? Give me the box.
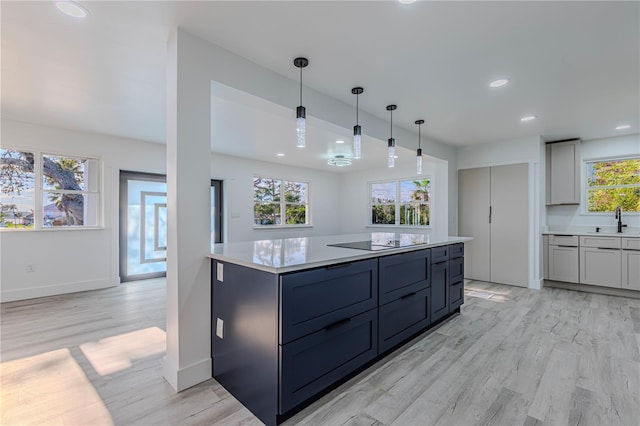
[217,263,224,282]
[25,264,35,273]
[216,318,224,339]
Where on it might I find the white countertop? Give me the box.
[542,226,640,238]
[208,233,473,274]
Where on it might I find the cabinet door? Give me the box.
[548,141,580,204]
[431,261,449,322]
[579,247,622,288]
[379,250,430,305]
[279,309,377,414]
[378,287,430,353]
[449,256,464,284]
[449,280,464,312]
[458,167,490,282]
[622,250,640,291]
[490,163,529,287]
[548,245,579,283]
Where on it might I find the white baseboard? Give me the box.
[529,278,543,290]
[0,278,118,303]
[163,356,212,392]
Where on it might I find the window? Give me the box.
[253,177,309,226]
[1,149,101,229]
[370,179,431,226]
[586,158,640,213]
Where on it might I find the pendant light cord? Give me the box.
[299,66,303,105]
[390,109,393,139]
[356,94,359,125]
[418,124,421,149]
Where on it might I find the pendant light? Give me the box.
[294,57,309,148]
[386,105,397,168]
[415,119,424,175]
[352,87,364,159]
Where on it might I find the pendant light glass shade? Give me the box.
[386,105,397,168]
[294,57,309,148]
[352,87,364,159]
[415,119,424,175]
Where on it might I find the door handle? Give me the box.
[400,291,417,300]
[324,318,351,331]
[489,206,492,224]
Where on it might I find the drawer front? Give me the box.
[379,250,430,305]
[431,260,449,322]
[622,238,640,250]
[449,243,464,259]
[431,246,449,263]
[378,287,430,354]
[449,280,464,312]
[449,256,464,284]
[279,309,377,414]
[548,235,579,246]
[280,259,378,344]
[579,236,621,249]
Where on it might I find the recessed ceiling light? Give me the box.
[394,155,399,159]
[328,155,352,167]
[398,0,417,4]
[335,140,344,144]
[276,153,285,157]
[55,1,89,18]
[615,124,631,130]
[489,79,510,88]
[520,115,537,122]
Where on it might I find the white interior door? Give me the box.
[490,163,529,287]
[458,167,491,282]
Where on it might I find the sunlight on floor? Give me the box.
[0,348,114,425]
[80,327,166,376]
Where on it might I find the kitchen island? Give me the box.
[208,233,472,425]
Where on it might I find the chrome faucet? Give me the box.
[615,206,627,233]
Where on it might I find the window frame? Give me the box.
[0,148,103,231]
[368,177,433,228]
[252,176,311,228]
[583,156,640,215]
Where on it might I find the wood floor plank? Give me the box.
[2,278,640,426]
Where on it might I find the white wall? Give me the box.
[338,155,449,240]
[546,134,640,230]
[0,119,166,302]
[212,154,340,242]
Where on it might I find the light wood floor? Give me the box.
[1,279,639,426]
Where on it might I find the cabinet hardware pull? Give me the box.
[557,245,577,248]
[326,263,350,270]
[400,292,417,299]
[596,247,620,251]
[324,318,351,330]
[489,206,492,224]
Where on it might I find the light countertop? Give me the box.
[208,233,472,274]
[542,226,640,238]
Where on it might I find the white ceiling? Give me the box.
[2,1,639,168]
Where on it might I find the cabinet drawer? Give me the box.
[378,287,430,354]
[280,259,378,344]
[449,243,464,259]
[279,309,377,413]
[431,246,449,263]
[449,256,464,284]
[622,238,640,250]
[579,236,621,249]
[379,250,430,305]
[449,280,464,312]
[548,235,578,246]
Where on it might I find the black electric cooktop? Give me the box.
[328,240,426,251]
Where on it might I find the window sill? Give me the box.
[366,225,432,229]
[0,226,105,232]
[253,225,313,230]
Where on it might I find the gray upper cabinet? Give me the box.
[546,139,581,205]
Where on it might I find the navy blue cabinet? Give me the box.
[378,287,431,353]
[431,260,449,322]
[280,259,378,344]
[449,280,464,311]
[431,245,449,263]
[280,309,377,413]
[378,249,430,305]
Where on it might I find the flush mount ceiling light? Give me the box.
[398,0,417,4]
[489,79,509,88]
[616,124,631,130]
[335,140,345,144]
[276,153,285,157]
[55,1,89,18]
[415,119,425,175]
[294,57,309,148]
[520,115,537,122]
[386,105,397,168]
[328,155,352,167]
[352,87,364,159]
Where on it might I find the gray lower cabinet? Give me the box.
[580,247,622,288]
[622,249,640,291]
[548,245,579,283]
[212,244,464,426]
